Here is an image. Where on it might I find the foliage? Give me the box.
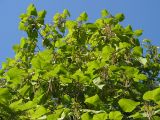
[0,4,160,120]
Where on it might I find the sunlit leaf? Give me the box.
[93,77,105,89]
[118,98,140,112]
[0,88,11,104]
[115,13,125,22]
[38,10,46,18]
[109,111,123,120]
[62,9,70,18]
[31,106,48,119]
[132,46,143,56]
[143,88,160,102]
[27,4,37,16]
[81,112,92,120]
[93,113,108,120]
[134,29,143,37]
[77,12,88,21]
[101,9,109,17]
[85,94,102,107]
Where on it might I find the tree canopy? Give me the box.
[0,4,160,120]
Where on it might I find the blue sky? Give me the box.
[0,0,159,64]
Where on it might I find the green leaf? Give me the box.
[125,25,133,34]
[19,101,36,111]
[134,29,143,37]
[19,13,28,19]
[0,88,11,104]
[9,99,23,111]
[118,98,140,112]
[62,94,71,104]
[77,12,88,21]
[102,45,114,60]
[83,23,97,31]
[27,4,37,16]
[143,88,160,102]
[31,49,53,70]
[12,44,20,53]
[87,60,99,70]
[134,74,147,82]
[120,66,139,79]
[109,111,123,120]
[138,57,147,65]
[93,113,108,120]
[6,67,26,85]
[38,10,46,18]
[53,13,61,23]
[55,38,66,48]
[62,9,70,18]
[119,42,131,49]
[59,75,72,84]
[101,9,109,17]
[19,22,27,31]
[95,19,105,28]
[81,112,92,120]
[31,106,47,119]
[72,69,90,83]
[65,20,77,31]
[132,46,143,56]
[20,37,27,48]
[47,108,63,120]
[93,77,105,89]
[19,84,30,96]
[129,112,143,119]
[85,94,101,107]
[115,13,125,22]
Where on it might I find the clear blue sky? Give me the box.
[0,0,160,64]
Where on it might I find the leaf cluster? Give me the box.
[0,4,160,120]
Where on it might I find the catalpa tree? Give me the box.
[0,4,160,120]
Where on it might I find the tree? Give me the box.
[0,4,160,120]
